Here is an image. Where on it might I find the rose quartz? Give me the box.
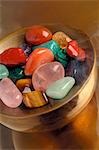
[0,78,22,108]
[32,61,65,92]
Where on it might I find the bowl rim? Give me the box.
[0,25,96,119]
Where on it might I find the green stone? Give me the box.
[46,77,75,99]
[9,66,24,81]
[56,57,68,67]
[0,64,9,79]
[32,40,60,56]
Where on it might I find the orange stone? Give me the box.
[16,78,32,91]
[23,91,48,108]
[52,31,72,49]
[25,48,54,76]
[25,25,52,45]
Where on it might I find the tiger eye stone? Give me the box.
[16,79,32,91]
[25,25,52,45]
[52,32,72,49]
[23,91,48,108]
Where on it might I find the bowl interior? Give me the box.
[0,24,94,118]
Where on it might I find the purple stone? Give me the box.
[20,43,32,56]
[65,59,90,84]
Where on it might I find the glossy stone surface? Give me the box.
[66,59,89,84]
[25,25,52,45]
[32,40,60,56]
[32,61,65,92]
[46,77,75,99]
[23,91,48,108]
[0,64,9,79]
[22,87,32,93]
[16,79,32,91]
[52,32,70,49]
[9,66,24,81]
[0,78,22,108]
[55,49,69,67]
[67,40,79,58]
[0,48,26,66]
[25,48,54,76]
[20,43,32,56]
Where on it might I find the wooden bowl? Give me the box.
[0,24,97,132]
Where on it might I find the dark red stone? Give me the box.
[0,48,26,66]
[67,40,79,57]
[25,25,52,45]
[77,47,86,61]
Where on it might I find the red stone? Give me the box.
[25,48,54,76]
[77,47,86,61]
[67,40,79,57]
[0,48,26,66]
[25,25,52,45]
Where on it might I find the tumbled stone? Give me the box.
[66,59,88,84]
[55,49,69,67]
[16,78,32,91]
[20,43,32,56]
[0,78,22,108]
[25,25,52,45]
[0,48,26,66]
[32,40,60,56]
[0,64,9,79]
[22,87,32,93]
[25,48,54,76]
[46,77,75,99]
[9,66,24,81]
[52,31,71,49]
[67,40,79,58]
[23,91,48,108]
[32,61,65,92]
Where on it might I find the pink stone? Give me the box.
[0,78,22,108]
[32,61,65,92]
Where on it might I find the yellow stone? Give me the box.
[16,78,32,91]
[52,31,72,49]
[23,91,48,108]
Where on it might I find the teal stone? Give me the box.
[57,49,67,60]
[32,40,60,56]
[56,57,68,67]
[46,77,75,99]
[0,64,9,79]
[9,66,24,81]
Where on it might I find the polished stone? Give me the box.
[9,66,24,81]
[32,61,65,92]
[25,25,52,45]
[16,78,32,91]
[23,91,48,108]
[0,48,26,66]
[0,78,22,108]
[52,31,70,49]
[25,48,54,76]
[46,77,75,99]
[32,40,60,56]
[0,64,9,79]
